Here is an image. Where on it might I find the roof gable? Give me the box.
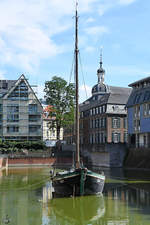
[3,74,43,109]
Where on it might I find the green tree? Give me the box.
[44,76,75,140]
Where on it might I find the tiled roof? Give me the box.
[107,86,132,104]
[126,86,150,107]
[129,76,150,87]
[80,85,131,111]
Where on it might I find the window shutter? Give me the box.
[112,133,114,142]
[112,118,114,128]
[117,118,120,128]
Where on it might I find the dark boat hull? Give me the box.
[52,168,105,198]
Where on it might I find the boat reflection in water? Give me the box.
[48,193,105,225]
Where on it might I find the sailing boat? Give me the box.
[51,1,105,198]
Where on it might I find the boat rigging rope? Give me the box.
[69,53,75,85]
[68,39,88,102]
[79,52,88,99]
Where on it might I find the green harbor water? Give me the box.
[0,167,150,225]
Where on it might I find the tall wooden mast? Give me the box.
[75,1,80,168]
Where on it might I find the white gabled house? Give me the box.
[0,74,43,141]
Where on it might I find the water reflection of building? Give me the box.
[1,168,150,225]
[104,184,150,208]
[103,182,150,225]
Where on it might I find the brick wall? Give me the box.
[8,157,56,167]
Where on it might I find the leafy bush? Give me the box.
[0,140,46,152]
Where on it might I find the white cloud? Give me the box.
[118,0,137,5]
[0,0,138,74]
[86,17,95,23]
[36,84,45,100]
[85,26,109,36]
[0,0,100,72]
[98,3,114,16]
[0,70,6,79]
[85,46,95,52]
[97,0,137,16]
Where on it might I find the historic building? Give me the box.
[43,105,63,142]
[0,74,43,141]
[126,76,150,148]
[64,53,131,154]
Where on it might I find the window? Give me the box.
[101,133,104,143]
[143,104,147,116]
[93,134,95,143]
[95,133,99,143]
[0,104,2,112]
[93,108,95,115]
[143,103,150,116]
[102,118,106,128]
[80,121,83,129]
[124,132,128,143]
[7,105,19,113]
[7,114,19,122]
[112,118,120,128]
[95,119,99,128]
[29,125,41,133]
[99,118,102,128]
[96,107,98,114]
[143,91,150,102]
[99,106,102,114]
[7,126,19,133]
[123,117,127,129]
[81,112,84,118]
[29,104,37,113]
[90,134,92,144]
[90,120,92,129]
[102,105,105,113]
[29,115,41,122]
[80,136,83,144]
[134,105,140,118]
[134,94,141,104]
[8,81,28,100]
[134,119,140,131]
[112,132,121,143]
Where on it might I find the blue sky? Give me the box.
[0,0,149,102]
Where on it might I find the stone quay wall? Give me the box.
[0,156,8,170]
[124,148,150,169]
[8,157,56,167]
